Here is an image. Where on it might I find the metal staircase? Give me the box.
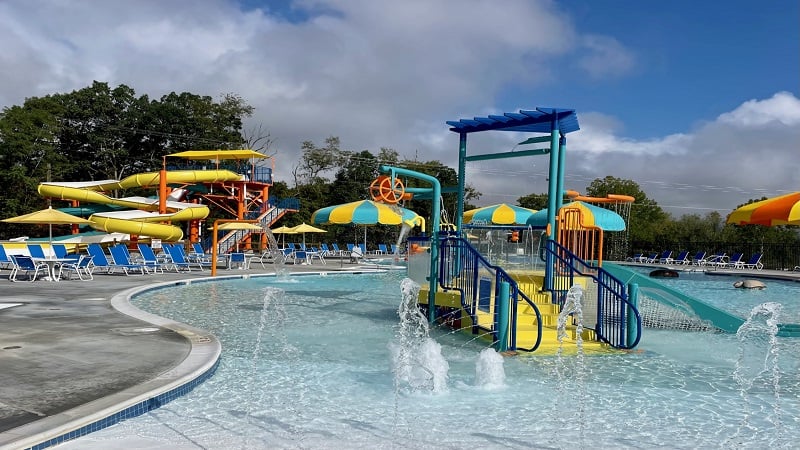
[215,198,298,255]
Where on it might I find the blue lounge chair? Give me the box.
[641,252,658,263]
[87,243,143,275]
[0,245,14,270]
[57,255,94,281]
[734,253,763,270]
[163,243,207,271]
[377,244,388,254]
[188,243,214,264]
[27,243,47,259]
[137,243,171,273]
[9,255,49,282]
[653,250,672,264]
[108,245,147,275]
[320,243,332,256]
[665,251,689,265]
[718,252,744,269]
[689,251,707,265]
[625,253,643,262]
[699,252,726,266]
[229,252,247,269]
[86,244,114,273]
[52,244,69,258]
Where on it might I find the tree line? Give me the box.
[1,82,797,265]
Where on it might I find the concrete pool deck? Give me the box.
[0,258,382,449]
[0,259,797,449]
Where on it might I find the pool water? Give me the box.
[629,267,800,322]
[62,271,800,449]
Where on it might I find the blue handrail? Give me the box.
[438,236,542,352]
[544,239,642,349]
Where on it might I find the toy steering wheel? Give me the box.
[370,175,405,204]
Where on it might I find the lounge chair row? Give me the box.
[626,250,764,270]
[1,242,240,282]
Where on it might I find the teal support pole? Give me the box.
[544,127,560,290]
[545,128,560,238]
[627,283,639,348]
[495,281,510,352]
[456,133,467,233]
[556,134,567,212]
[380,165,441,323]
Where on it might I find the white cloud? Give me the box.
[576,34,636,78]
[1,0,793,219]
[717,91,800,127]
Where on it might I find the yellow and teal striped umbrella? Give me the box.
[311,200,423,227]
[463,203,537,225]
[526,201,626,230]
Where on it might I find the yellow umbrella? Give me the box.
[288,222,326,247]
[270,225,296,234]
[2,206,91,246]
[215,222,264,231]
[270,225,296,247]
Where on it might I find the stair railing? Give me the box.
[215,197,300,255]
[544,239,642,349]
[438,236,542,352]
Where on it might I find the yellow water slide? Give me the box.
[38,170,243,240]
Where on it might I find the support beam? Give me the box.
[465,148,550,162]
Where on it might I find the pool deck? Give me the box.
[0,258,382,450]
[0,259,797,449]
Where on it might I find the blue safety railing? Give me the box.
[544,239,642,349]
[438,236,542,352]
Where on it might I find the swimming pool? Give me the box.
[61,271,800,449]
[628,266,800,323]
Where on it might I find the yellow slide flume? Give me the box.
[38,170,243,240]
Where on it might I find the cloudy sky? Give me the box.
[1,0,798,216]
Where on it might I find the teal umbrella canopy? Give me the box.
[526,201,626,231]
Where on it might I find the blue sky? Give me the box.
[1,0,798,216]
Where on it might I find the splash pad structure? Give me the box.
[396,108,642,355]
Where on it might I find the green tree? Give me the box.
[517,193,549,210]
[0,82,256,239]
[292,136,343,187]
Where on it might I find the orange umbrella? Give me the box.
[727,192,800,226]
